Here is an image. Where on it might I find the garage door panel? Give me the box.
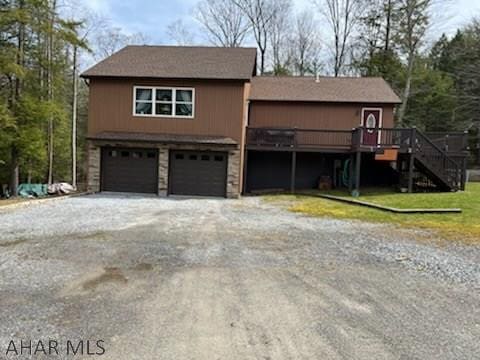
[169,150,227,197]
[101,147,158,194]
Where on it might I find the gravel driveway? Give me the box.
[0,194,479,359]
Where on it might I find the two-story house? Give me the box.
[82,46,255,198]
[82,46,468,198]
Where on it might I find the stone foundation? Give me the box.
[87,140,241,198]
[87,142,101,193]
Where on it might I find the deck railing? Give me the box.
[246,127,353,149]
[375,128,415,149]
[424,131,469,153]
[415,131,462,189]
[246,126,417,150]
[246,127,468,151]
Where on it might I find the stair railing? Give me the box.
[414,130,462,190]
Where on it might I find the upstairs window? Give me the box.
[134,87,194,118]
[134,88,153,115]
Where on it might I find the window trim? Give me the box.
[133,86,195,119]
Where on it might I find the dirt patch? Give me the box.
[74,231,111,241]
[133,263,153,271]
[82,267,128,290]
[0,238,27,247]
[0,199,28,207]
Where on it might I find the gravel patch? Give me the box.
[0,193,479,359]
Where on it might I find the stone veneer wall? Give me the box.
[87,142,101,193]
[87,140,241,198]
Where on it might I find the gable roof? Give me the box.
[81,45,257,80]
[249,76,401,104]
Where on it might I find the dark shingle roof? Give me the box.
[87,131,238,146]
[81,45,257,80]
[249,76,401,104]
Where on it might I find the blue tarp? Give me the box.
[17,183,48,197]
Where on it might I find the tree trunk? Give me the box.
[71,45,78,188]
[259,48,265,75]
[384,0,392,52]
[10,146,19,197]
[397,52,415,125]
[47,0,56,185]
[10,0,25,196]
[27,160,32,184]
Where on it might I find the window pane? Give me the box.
[135,102,152,115]
[156,103,173,115]
[156,89,172,101]
[136,88,152,101]
[176,90,192,102]
[175,103,193,116]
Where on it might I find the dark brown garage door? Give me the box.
[101,147,158,193]
[169,151,227,197]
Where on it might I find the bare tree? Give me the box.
[315,0,365,76]
[395,0,432,124]
[93,27,149,60]
[69,24,91,189]
[269,0,292,73]
[195,0,250,47]
[290,10,322,75]
[166,19,195,46]
[232,0,286,74]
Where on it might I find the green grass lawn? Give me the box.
[264,183,480,243]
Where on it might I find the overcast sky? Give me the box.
[80,0,480,46]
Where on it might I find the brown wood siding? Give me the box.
[88,78,246,143]
[249,101,395,130]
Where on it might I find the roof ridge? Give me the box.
[253,75,385,80]
[125,44,257,50]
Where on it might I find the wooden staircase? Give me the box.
[412,129,462,191]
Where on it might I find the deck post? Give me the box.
[407,154,415,193]
[461,157,467,191]
[348,154,354,191]
[407,128,417,193]
[242,149,248,195]
[290,151,296,193]
[354,151,361,195]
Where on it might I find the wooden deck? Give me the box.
[246,127,469,154]
[245,127,469,193]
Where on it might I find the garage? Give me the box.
[169,150,228,197]
[101,147,158,193]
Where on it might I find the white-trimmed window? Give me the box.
[134,86,194,118]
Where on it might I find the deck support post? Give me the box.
[348,154,354,192]
[354,151,361,195]
[290,151,296,193]
[461,157,467,191]
[242,149,248,195]
[407,127,417,193]
[407,153,415,193]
